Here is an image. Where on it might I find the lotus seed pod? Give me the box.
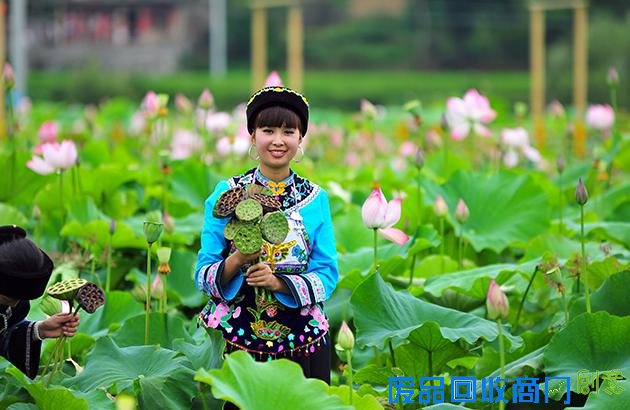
[224,219,247,241]
[39,294,62,317]
[233,223,263,255]
[213,187,246,218]
[250,193,282,212]
[260,211,289,244]
[76,282,105,314]
[47,278,88,301]
[235,198,263,222]
[246,184,274,197]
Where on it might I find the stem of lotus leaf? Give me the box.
[345,349,353,405]
[458,223,464,269]
[106,231,113,292]
[428,350,433,385]
[562,292,569,324]
[498,318,506,410]
[439,218,445,274]
[515,267,538,329]
[388,340,397,368]
[580,205,591,314]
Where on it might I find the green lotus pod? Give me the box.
[235,199,263,222]
[233,223,263,255]
[39,294,62,317]
[47,278,88,301]
[213,187,246,218]
[224,219,247,241]
[260,211,289,244]
[143,221,163,244]
[156,247,172,264]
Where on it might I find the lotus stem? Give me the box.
[388,340,397,368]
[408,254,417,288]
[439,218,445,274]
[558,177,564,235]
[580,205,591,313]
[345,349,353,405]
[161,273,168,313]
[106,232,113,292]
[515,267,538,329]
[562,292,569,324]
[145,242,152,344]
[498,318,506,410]
[373,228,378,272]
[458,224,464,269]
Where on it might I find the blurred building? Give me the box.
[27,0,206,72]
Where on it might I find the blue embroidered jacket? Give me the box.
[195,167,338,358]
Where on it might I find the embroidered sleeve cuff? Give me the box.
[198,260,244,301]
[274,274,317,308]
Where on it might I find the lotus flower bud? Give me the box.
[131,285,147,303]
[336,320,355,351]
[198,89,214,110]
[403,99,422,124]
[434,195,448,218]
[39,294,62,316]
[575,178,588,205]
[175,93,193,114]
[556,155,565,174]
[3,63,14,90]
[157,247,172,275]
[415,148,425,170]
[455,199,469,223]
[360,99,378,119]
[486,279,509,320]
[151,275,165,299]
[607,67,619,88]
[162,211,175,233]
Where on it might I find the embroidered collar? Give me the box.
[254,167,295,195]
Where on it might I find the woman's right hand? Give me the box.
[229,249,262,266]
[222,249,262,286]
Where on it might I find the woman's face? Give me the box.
[0,294,19,307]
[252,125,302,171]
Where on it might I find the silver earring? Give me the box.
[248,144,260,161]
[293,145,304,163]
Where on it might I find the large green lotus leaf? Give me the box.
[7,404,39,410]
[78,291,144,337]
[65,337,196,409]
[170,161,221,210]
[0,151,48,206]
[61,219,145,250]
[166,249,204,308]
[327,386,383,409]
[78,165,141,201]
[5,367,112,410]
[333,206,374,252]
[110,312,191,348]
[353,364,396,386]
[520,234,626,263]
[422,170,551,252]
[566,379,630,410]
[424,259,538,299]
[65,196,107,225]
[394,323,470,378]
[172,327,225,371]
[0,203,28,226]
[351,273,522,351]
[565,221,630,246]
[195,350,350,410]
[543,312,630,395]
[570,270,630,317]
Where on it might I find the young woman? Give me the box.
[195,87,338,389]
[0,225,80,379]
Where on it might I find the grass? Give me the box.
[28,69,530,111]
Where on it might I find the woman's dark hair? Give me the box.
[254,106,304,136]
[0,238,45,277]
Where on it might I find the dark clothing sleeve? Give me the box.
[1,301,42,379]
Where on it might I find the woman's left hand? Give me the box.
[39,313,80,338]
[246,262,287,293]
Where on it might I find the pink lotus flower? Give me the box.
[175,93,193,114]
[500,128,541,168]
[361,187,409,245]
[216,137,232,156]
[501,127,529,148]
[434,194,448,217]
[3,63,14,89]
[547,100,565,118]
[264,70,284,87]
[27,140,78,175]
[445,89,497,140]
[170,129,203,160]
[38,121,59,143]
[142,91,160,115]
[198,89,215,110]
[455,199,469,223]
[486,279,509,320]
[399,141,417,158]
[205,112,231,133]
[586,104,614,131]
[360,99,378,119]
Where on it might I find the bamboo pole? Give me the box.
[287,4,303,92]
[573,4,588,157]
[530,5,546,150]
[251,2,267,91]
